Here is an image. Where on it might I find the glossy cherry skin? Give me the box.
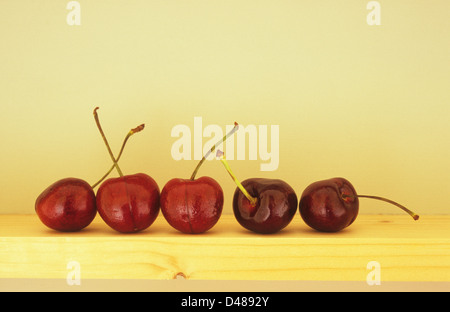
[96,173,160,233]
[233,178,298,234]
[160,176,224,234]
[35,178,97,232]
[299,177,359,232]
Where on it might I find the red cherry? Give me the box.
[93,107,160,233]
[160,123,238,234]
[35,178,96,232]
[160,176,223,234]
[96,173,160,233]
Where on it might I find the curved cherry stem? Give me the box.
[91,123,145,189]
[216,150,258,207]
[190,122,239,180]
[93,107,124,177]
[342,194,419,220]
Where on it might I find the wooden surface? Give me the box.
[0,214,449,282]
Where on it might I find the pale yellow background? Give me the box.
[0,0,449,215]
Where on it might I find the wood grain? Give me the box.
[0,214,449,282]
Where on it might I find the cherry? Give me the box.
[160,123,239,234]
[217,150,298,234]
[160,176,223,234]
[96,173,160,233]
[93,108,160,233]
[35,178,96,232]
[299,177,419,232]
[35,110,144,232]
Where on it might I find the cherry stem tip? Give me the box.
[189,122,239,180]
[343,194,419,221]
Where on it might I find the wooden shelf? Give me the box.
[0,214,449,285]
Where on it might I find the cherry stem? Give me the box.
[91,124,145,189]
[216,149,258,207]
[342,194,419,221]
[190,122,239,181]
[93,107,124,177]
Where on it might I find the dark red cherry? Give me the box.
[217,149,298,234]
[233,178,298,234]
[299,178,358,232]
[299,177,419,232]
